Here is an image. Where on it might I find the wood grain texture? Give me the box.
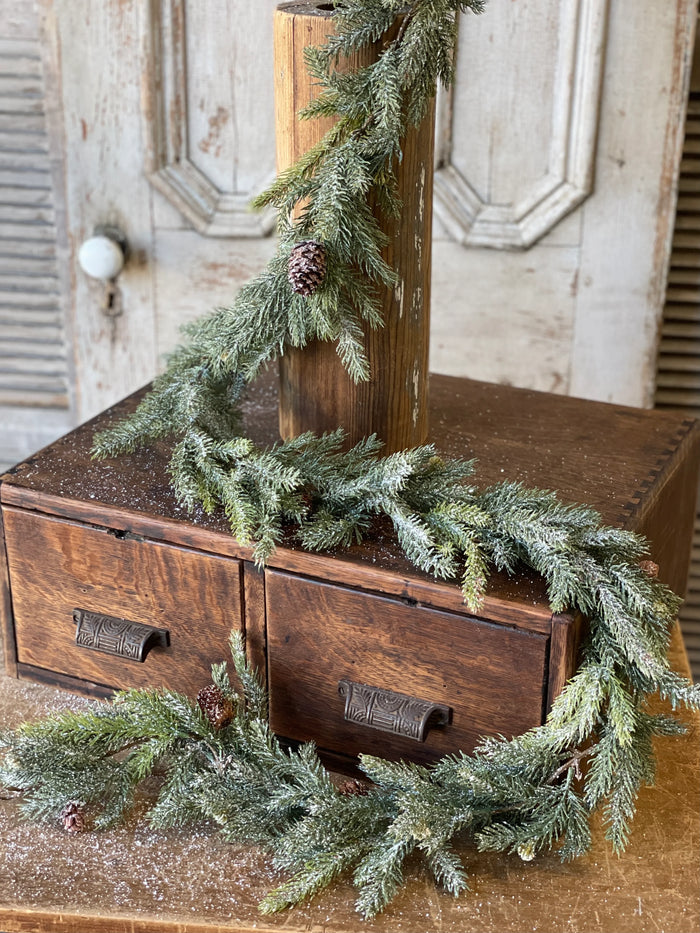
[275,2,434,452]
[16,663,115,699]
[39,0,158,422]
[436,0,607,248]
[429,238,579,394]
[35,0,699,458]
[0,482,556,634]
[0,373,698,928]
[546,612,585,714]
[152,232,277,363]
[0,505,17,677]
[3,507,244,697]
[3,370,698,619]
[619,418,700,597]
[266,570,549,764]
[242,561,267,689]
[569,0,697,407]
[0,374,562,633]
[1,370,698,742]
[0,910,261,933]
[142,0,278,237]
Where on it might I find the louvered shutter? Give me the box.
[656,56,700,681]
[0,34,67,408]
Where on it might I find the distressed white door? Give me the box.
[430,0,696,405]
[37,0,279,426]
[31,0,697,435]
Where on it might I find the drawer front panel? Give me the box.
[4,507,242,695]
[266,571,549,765]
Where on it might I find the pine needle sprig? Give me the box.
[94,0,490,465]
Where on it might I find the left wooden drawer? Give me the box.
[2,506,242,697]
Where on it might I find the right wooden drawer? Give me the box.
[265,570,550,766]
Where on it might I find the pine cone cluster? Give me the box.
[639,560,659,578]
[288,240,327,296]
[61,801,86,834]
[338,779,370,797]
[197,684,235,730]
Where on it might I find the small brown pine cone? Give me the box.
[339,779,370,797]
[288,240,327,296]
[197,684,235,730]
[61,801,86,834]
[639,560,660,579]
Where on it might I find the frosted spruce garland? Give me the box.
[1,0,699,920]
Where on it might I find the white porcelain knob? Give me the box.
[78,234,125,280]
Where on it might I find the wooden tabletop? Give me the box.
[0,626,698,933]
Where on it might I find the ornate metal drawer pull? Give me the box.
[338,679,451,742]
[74,609,170,662]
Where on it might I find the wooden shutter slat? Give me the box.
[0,34,68,414]
[657,84,700,681]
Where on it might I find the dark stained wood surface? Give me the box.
[275,3,433,452]
[3,369,698,613]
[0,372,698,929]
[1,372,698,729]
[266,570,549,763]
[242,562,268,685]
[0,505,16,678]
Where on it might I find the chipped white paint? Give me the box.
[430,240,578,393]
[412,362,421,427]
[434,0,609,249]
[411,286,423,323]
[152,231,277,359]
[431,0,695,408]
[568,0,697,406]
[395,277,405,319]
[413,232,423,274]
[143,0,277,237]
[417,164,426,222]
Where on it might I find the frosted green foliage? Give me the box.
[2,625,698,919]
[89,0,500,589]
[92,0,486,472]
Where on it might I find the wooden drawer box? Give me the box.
[2,507,243,697]
[1,371,698,767]
[266,571,554,765]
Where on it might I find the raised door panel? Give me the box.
[143,0,278,236]
[35,0,698,454]
[435,0,607,249]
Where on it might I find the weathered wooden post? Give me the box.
[274,1,435,453]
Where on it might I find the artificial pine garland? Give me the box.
[0,626,697,919]
[1,0,700,920]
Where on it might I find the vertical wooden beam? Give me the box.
[275,1,435,452]
[546,611,585,715]
[243,562,268,691]
[0,501,18,678]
